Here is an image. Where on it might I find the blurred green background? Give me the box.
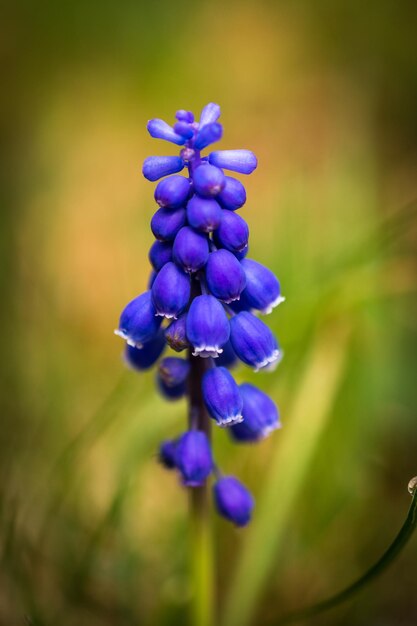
[1,0,417,624]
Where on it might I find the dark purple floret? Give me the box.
[154,175,190,209]
[194,123,223,150]
[230,311,281,371]
[165,314,189,352]
[213,476,254,526]
[193,164,225,198]
[151,261,191,319]
[205,249,246,303]
[217,176,247,211]
[186,294,230,358]
[151,207,187,241]
[147,119,186,145]
[158,357,190,388]
[148,240,173,271]
[173,121,195,140]
[202,366,243,426]
[172,226,210,273]
[176,110,194,123]
[159,440,178,469]
[230,383,280,442]
[124,330,166,371]
[116,291,162,348]
[215,211,249,253]
[186,196,222,233]
[176,431,213,486]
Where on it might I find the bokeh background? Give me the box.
[1,1,417,624]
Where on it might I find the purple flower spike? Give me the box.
[147,119,186,145]
[199,102,221,127]
[186,196,222,233]
[186,294,230,358]
[173,226,210,273]
[165,314,189,352]
[230,311,281,371]
[202,366,243,426]
[231,383,280,442]
[154,175,190,210]
[193,164,225,198]
[194,123,223,151]
[213,476,254,526]
[240,259,285,314]
[151,207,187,242]
[176,431,213,487]
[217,176,247,211]
[159,440,178,469]
[148,240,173,271]
[124,330,166,371]
[115,291,162,348]
[151,262,191,319]
[209,150,257,175]
[143,156,184,182]
[215,211,249,253]
[206,249,246,303]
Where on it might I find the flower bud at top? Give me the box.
[173,226,209,273]
[124,330,166,371]
[147,119,186,145]
[186,294,230,358]
[194,123,223,150]
[186,196,222,233]
[165,314,189,352]
[173,121,195,139]
[209,150,257,175]
[176,110,194,123]
[176,430,213,486]
[202,366,243,426]
[230,383,280,442]
[193,164,226,198]
[230,311,281,371]
[148,240,173,271]
[217,176,247,211]
[115,291,162,347]
[206,249,246,303]
[143,156,184,182]
[240,259,284,314]
[213,476,254,526]
[151,207,187,241]
[151,262,191,319]
[154,175,190,209]
[215,211,249,253]
[158,440,178,469]
[199,102,221,127]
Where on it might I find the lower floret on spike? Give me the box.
[202,366,243,426]
[186,294,230,358]
[115,291,162,348]
[176,431,213,486]
[230,383,280,442]
[213,476,254,526]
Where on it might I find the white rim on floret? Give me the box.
[155,311,177,319]
[260,421,282,439]
[260,295,286,315]
[192,345,223,358]
[114,329,143,349]
[253,348,283,373]
[221,294,241,304]
[218,413,244,427]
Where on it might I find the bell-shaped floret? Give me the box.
[173,226,209,273]
[213,476,254,526]
[230,383,280,442]
[215,211,249,253]
[194,123,223,150]
[186,196,222,233]
[202,366,243,426]
[205,249,246,303]
[199,102,221,127]
[217,176,247,211]
[186,295,230,358]
[148,240,173,271]
[115,291,162,348]
[240,259,284,314]
[165,314,189,352]
[230,311,281,371]
[154,175,190,209]
[176,431,213,487]
[124,330,166,370]
[151,262,191,319]
[193,164,225,198]
[151,207,187,241]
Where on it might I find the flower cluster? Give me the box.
[115,103,284,526]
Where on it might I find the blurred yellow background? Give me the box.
[1,1,416,624]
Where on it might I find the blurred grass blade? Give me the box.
[222,322,351,626]
[276,478,417,623]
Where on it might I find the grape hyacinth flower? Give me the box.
[115,103,284,528]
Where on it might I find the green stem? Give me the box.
[188,334,215,626]
[275,478,417,624]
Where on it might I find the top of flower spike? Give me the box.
[142,103,258,181]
